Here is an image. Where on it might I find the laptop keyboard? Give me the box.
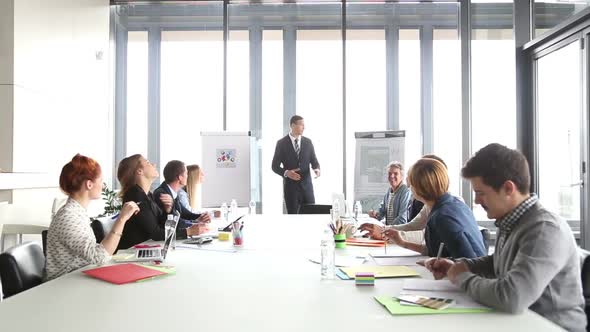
[138,249,161,258]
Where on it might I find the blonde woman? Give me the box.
[178,164,203,213]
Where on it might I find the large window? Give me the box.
[160,30,224,169]
[433,28,461,197]
[126,31,149,157]
[115,1,531,215]
[227,30,250,131]
[297,29,343,204]
[261,30,284,214]
[399,29,422,172]
[469,2,515,221]
[537,40,582,222]
[534,1,590,37]
[345,29,386,202]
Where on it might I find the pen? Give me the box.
[436,242,444,260]
[381,228,387,255]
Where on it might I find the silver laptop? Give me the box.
[113,224,175,263]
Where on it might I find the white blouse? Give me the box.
[44,198,110,281]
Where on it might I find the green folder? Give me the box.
[134,264,176,282]
[375,296,493,315]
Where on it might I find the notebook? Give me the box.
[83,263,166,285]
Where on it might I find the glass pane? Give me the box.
[297,28,343,204]
[471,3,516,221]
[160,30,224,172]
[535,1,590,38]
[345,29,386,202]
[227,30,250,131]
[537,40,581,222]
[126,31,149,157]
[261,30,284,214]
[399,29,422,173]
[471,29,515,152]
[433,27,462,197]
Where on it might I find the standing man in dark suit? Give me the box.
[153,160,211,229]
[272,115,321,214]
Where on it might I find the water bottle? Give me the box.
[164,214,177,250]
[332,199,340,221]
[248,200,256,215]
[221,202,228,222]
[320,229,335,280]
[230,199,238,218]
[354,200,362,220]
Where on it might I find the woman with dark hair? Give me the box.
[44,154,139,281]
[116,154,207,250]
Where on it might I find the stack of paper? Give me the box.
[308,256,365,267]
[340,265,419,279]
[369,253,425,266]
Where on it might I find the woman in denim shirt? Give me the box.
[385,158,486,259]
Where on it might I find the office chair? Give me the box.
[0,242,45,298]
[91,216,116,243]
[298,204,332,214]
[580,249,590,331]
[41,230,48,257]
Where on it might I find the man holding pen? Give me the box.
[424,143,586,331]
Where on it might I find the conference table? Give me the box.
[0,214,563,331]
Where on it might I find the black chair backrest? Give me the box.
[91,216,116,243]
[0,242,45,298]
[479,227,491,255]
[579,249,590,331]
[298,204,332,215]
[41,230,48,257]
[408,199,424,221]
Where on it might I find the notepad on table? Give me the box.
[83,263,168,285]
[339,265,420,279]
[375,296,492,315]
[400,279,491,310]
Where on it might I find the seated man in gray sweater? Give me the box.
[425,143,586,332]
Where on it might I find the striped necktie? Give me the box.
[294,138,300,156]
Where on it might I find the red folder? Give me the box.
[83,263,166,285]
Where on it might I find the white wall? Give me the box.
[12,0,112,175]
[0,0,111,219]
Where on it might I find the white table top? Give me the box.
[0,215,563,331]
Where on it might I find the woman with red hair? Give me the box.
[44,154,139,281]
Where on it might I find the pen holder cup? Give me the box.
[218,231,232,241]
[232,229,243,247]
[334,234,347,249]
